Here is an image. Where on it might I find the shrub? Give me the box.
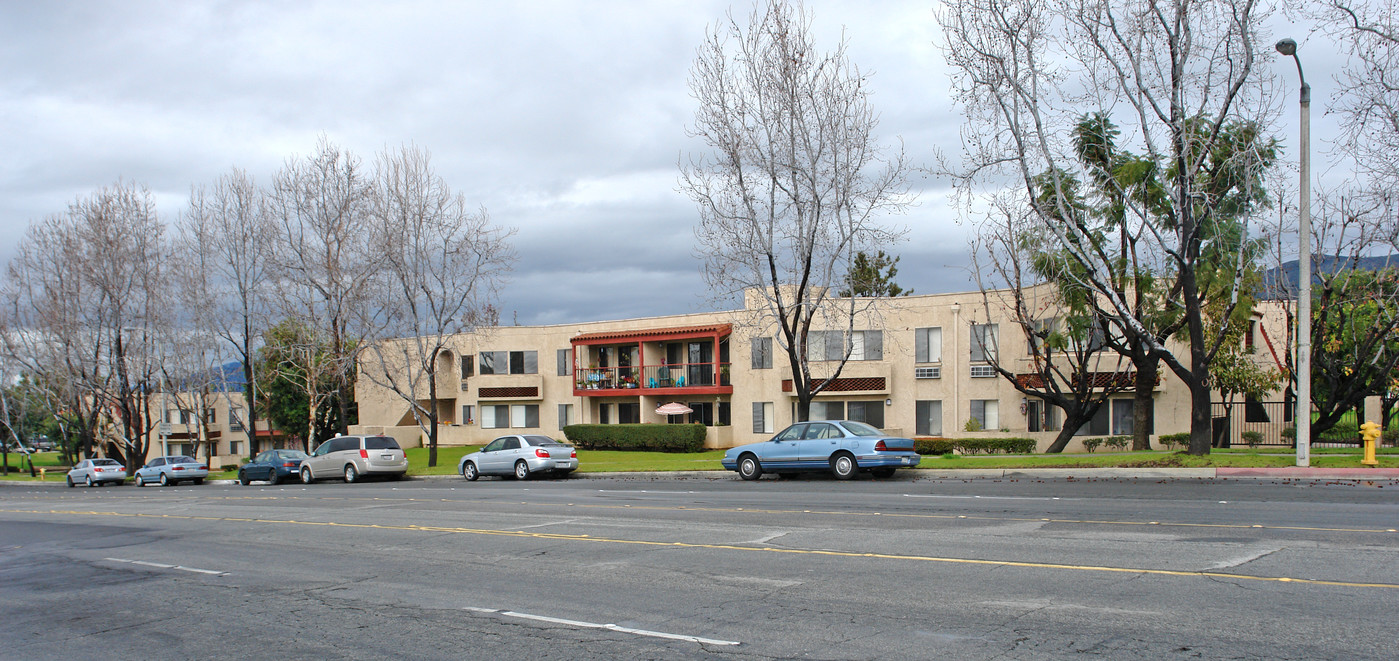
[1082,437,1103,453]
[1159,432,1190,450]
[1318,421,1361,444]
[953,437,1036,455]
[996,437,1037,454]
[963,417,984,432]
[1241,430,1264,448]
[1104,436,1130,451]
[914,437,955,455]
[561,424,707,452]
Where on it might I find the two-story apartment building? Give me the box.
[353,285,1290,452]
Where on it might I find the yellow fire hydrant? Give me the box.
[39,467,45,481]
[1359,421,1382,467]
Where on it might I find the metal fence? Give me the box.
[1210,401,1368,449]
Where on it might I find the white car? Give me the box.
[459,435,577,481]
[67,458,126,488]
[133,455,209,487]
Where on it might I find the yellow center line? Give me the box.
[3,506,1397,590]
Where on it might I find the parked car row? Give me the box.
[61,421,918,489]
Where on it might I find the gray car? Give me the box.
[66,458,126,487]
[300,435,408,484]
[458,434,577,481]
[133,455,209,487]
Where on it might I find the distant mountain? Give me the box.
[1258,254,1399,300]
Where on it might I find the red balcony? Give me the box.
[571,324,733,397]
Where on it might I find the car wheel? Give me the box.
[514,460,531,480]
[738,454,763,481]
[830,452,857,480]
[462,462,478,482]
[268,471,281,485]
[159,473,170,487]
[85,475,94,488]
[66,476,74,488]
[301,468,313,484]
[871,467,896,479]
[344,464,358,483]
[135,475,145,487]
[238,471,249,486]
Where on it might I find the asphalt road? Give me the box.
[2,473,1397,659]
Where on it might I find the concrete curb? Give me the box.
[5,467,1399,487]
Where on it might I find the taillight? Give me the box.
[535,448,550,458]
[359,449,368,459]
[198,466,207,471]
[93,467,103,473]
[173,466,184,471]
[570,449,577,458]
[283,462,297,468]
[875,440,892,451]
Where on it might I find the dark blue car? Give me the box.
[238,449,308,485]
[721,420,920,480]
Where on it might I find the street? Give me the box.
[2,474,1397,659]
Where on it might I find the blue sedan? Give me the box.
[238,449,309,485]
[721,420,920,480]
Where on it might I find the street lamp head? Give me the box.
[1275,38,1297,56]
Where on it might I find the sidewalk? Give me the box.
[5,466,1399,487]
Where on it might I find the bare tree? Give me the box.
[176,168,270,456]
[361,144,515,467]
[680,0,911,421]
[265,138,377,446]
[971,195,1133,452]
[1317,1,1399,195]
[938,0,1279,454]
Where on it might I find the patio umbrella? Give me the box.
[655,402,693,416]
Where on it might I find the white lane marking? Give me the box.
[463,607,739,646]
[594,489,695,494]
[903,494,1063,501]
[104,557,228,576]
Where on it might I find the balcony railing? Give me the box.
[575,363,730,391]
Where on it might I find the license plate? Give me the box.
[902,457,912,465]
[380,454,394,460]
[557,461,574,468]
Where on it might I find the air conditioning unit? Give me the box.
[914,366,941,379]
[969,365,997,378]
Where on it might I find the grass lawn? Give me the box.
[4,446,1398,481]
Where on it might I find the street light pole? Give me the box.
[1276,38,1311,467]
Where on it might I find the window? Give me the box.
[1029,318,1055,355]
[914,366,941,379]
[618,403,640,424]
[689,402,714,426]
[718,401,730,426]
[1110,398,1152,434]
[1245,319,1257,353]
[479,351,538,375]
[510,404,539,428]
[846,401,884,429]
[204,408,216,423]
[229,441,241,456]
[461,354,474,378]
[971,324,998,362]
[969,365,997,378]
[461,405,474,425]
[1027,400,1058,432]
[751,336,772,369]
[229,406,246,432]
[557,349,572,376]
[807,330,882,362]
[810,401,845,420]
[915,327,942,363]
[970,399,999,430]
[1077,404,1110,436]
[916,400,943,436]
[599,403,611,425]
[558,404,572,429]
[753,402,774,434]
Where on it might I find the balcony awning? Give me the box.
[571,324,731,346]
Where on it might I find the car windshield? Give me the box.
[364,436,400,450]
[840,421,883,437]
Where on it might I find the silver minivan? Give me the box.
[299,435,408,484]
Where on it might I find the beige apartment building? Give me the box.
[353,286,1291,453]
[146,390,287,468]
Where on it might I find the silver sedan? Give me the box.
[67,458,127,487]
[133,455,209,487]
[459,435,577,481]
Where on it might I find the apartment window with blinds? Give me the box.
[461,354,474,377]
[846,401,884,428]
[916,400,943,436]
[806,330,883,362]
[970,324,998,362]
[752,402,774,434]
[557,349,572,376]
[915,327,942,363]
[970,399,999,430]
[751,336,772,369]
[558,404,572,429]
[479,351,538,375]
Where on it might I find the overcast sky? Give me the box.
[0,1,1339,327]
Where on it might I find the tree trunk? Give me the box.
[1132,356,1156,451]
[427,366,439,468]
[1045,411,1093,453]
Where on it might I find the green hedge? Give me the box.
[1159,432,1190,450]
[562,424,707,452]
[954,437,1036,455]
[914,438,955,455]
